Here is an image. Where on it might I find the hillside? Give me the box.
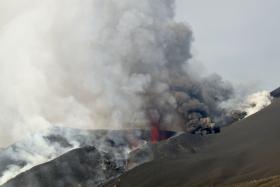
[226,175,280,187]
[104,98,280,187]
[2,146,125,187]
[2,99,280,187]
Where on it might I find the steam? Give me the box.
[0,128,81,185]
[0,0,233,147]
[241,91,271,116]
[222,91,272,118]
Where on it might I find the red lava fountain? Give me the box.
[149,110,161,143]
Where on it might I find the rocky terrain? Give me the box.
[104,98,280,187]
[2,146,126,187]
[0,129,152,186]
[1,98,280,187]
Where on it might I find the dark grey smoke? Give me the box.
[0,0,237,147]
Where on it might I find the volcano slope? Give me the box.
[104,98,280,187]
[2,146,127,187]
[0,128,152,185]
[2,99,280,187]
[0,129,154,187]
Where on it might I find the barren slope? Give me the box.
[104,98,280,187]
[2,99,280,187]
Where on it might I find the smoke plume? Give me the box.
[222,90,272,118]
[0,0,236,147]
[0,0,273,185]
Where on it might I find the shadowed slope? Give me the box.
[226,175,280,187]
[2,99,280,187]
[104,98,280,187]
[2,146,126,187]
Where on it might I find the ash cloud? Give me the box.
[0,0,271,146]
[0,0,273,184]
[0,0,198,145]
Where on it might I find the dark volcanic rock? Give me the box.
[2,146,125,187]
[271,87,280,98]
[0,128,176,187]
[104,98,280,187]
[0,128,151,184]
[4,96,278,187]
[126,133,202,170]
[0,129,155,187]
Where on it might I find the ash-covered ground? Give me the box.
[1,98,280,187]
[103,98,280,187]
[0,128,154,186]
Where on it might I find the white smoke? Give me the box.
[0,128,81,185]
[0,0,193,147]
[240,91,272,117]
[221,90,272,119]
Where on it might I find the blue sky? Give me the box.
[176,0,280,91]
